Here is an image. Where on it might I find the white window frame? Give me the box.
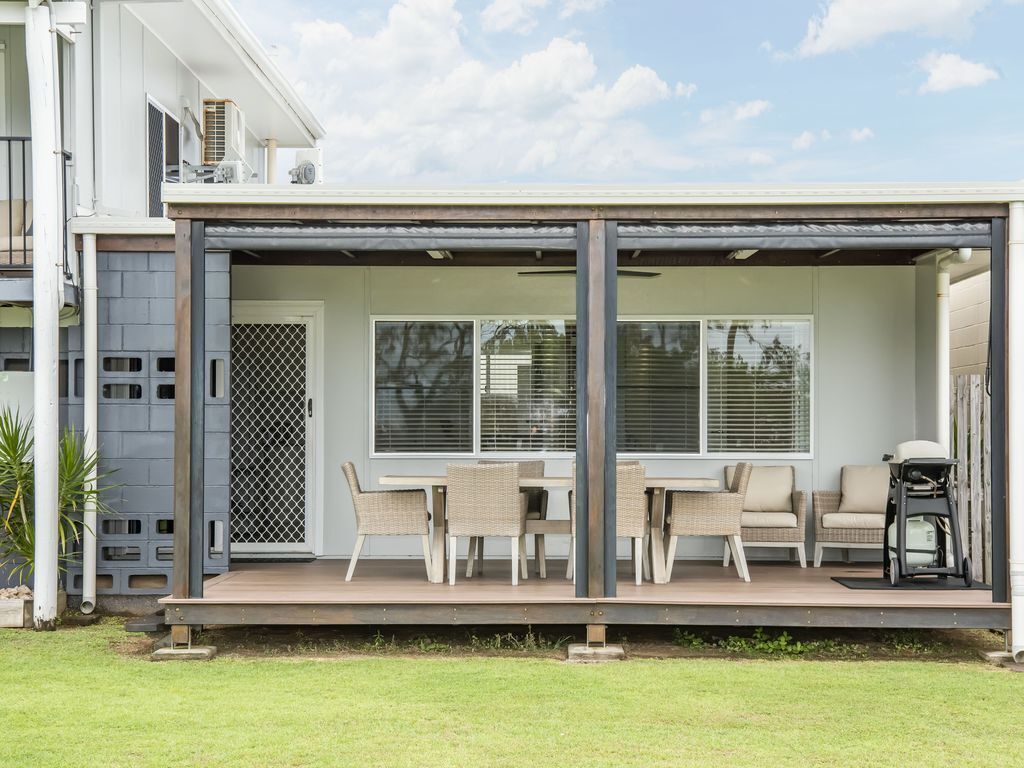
[368,314,814,460]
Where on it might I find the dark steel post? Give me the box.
[188,220,206,599]
[575,222,589,598]
[603,221,617,598]
[990,217,1007,603]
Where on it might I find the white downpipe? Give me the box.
[1008,201,1024,661]
[25,1,62,630]
[936,247,973,454]
[80,233,97,614]
[265,138,278,184]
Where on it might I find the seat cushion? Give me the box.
[741,511,798,528]
[726,465,794,513]
[838,465,890,513]
[821,512,885,530]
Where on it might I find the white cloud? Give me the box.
[481,0,548,33]
[918,51,999,92]
[560,0,607,18]
[747,150,775,165]
[792,130,817,151]
[797,0,990,56]
[733,99,771,121]
[849,127,875,141]
[255,0,698,181]
[674,81,697,98]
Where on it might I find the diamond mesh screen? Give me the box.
[230,322,308,545]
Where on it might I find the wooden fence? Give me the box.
[951,374,991,584]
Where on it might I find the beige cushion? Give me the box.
[742,511,798,528]
[821,512,885,530]
[838,465,890,514]
[0,200,30,237]
[726,465,794,513]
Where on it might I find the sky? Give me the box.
[233,0,1024,184]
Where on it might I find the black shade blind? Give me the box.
[374,321,474,453]
[480,320,576,451]
[706,320,811,453]
[617,321,701,453]
[146,103,164,217]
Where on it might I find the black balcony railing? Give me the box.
[1,136,73,277]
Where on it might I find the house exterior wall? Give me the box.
[93,4,267,217]
[232,263,921,563]
[951,271,990,376]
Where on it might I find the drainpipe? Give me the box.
[936,247,973,454]
[265,138,278,184]
[80,232,97,614]
[25,0,62,630]
[1008,201,1024,661]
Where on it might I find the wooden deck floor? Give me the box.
[161,559,1009,629]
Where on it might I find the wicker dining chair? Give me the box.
[566,462,651,585]
[446,463,529,586]
[470,460,548,577]
[341,462,431,582]
[665,461,753,582]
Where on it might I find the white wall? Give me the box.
[233,264,926,563]
[93,6,265,216]
[950,271,990,376]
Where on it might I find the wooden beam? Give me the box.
[167,202,1009,224]
[189,221,206,599]
[172,220,192,599]
[574,223,589,599]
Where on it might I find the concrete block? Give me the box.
[97,430,123,455]
[123,272,174,298]
[149,298,174,325]
[123,324,175,351]
[148,252,175,272]
[98,271,122,298]
[149,405,174,431]
[205,272,230,299]
[149,459,173,486]
[205,405,230,432]
[103,458,150,486]
[206,251,230,272]
[566,643,626,662]
[204,458,229,482]
[151,646,217,662]
[122,431,174,459]
[206,324,230,353]
[107,298,150,325]
[105,252,149,271]
[204,485,229,513]
[121,484,173,515]
[205,300,230,326]
[99,405,151,432]
[98,325,123,349]
[206,432,229,459]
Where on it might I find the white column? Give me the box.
[936,266,952,453]
[72,0,95,214]
[265,138,278,184]
[25,3,62,630]
[1008,201,1024,660]
[80,233,98,614]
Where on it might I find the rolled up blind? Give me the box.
[374,321,474,453]
[480,320,576,451]
[617,322,701,453]
[706,320,811,453]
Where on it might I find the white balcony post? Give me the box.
[1008,201,1024,660]
[25,1,62,630]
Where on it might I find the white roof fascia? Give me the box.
[161,182,1024,207]
[71,216,175,236]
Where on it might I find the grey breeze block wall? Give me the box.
[59,249,231,597]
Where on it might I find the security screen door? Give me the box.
[230,303,317,554]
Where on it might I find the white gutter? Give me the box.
[25,0,62,630]
[1008,201,1024,661]
[935,248,973,454]
[80,233,97,614]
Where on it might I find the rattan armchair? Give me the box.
[566,462,651,586]
[812,465,888,567]
[666,461,753,582]
[470,460,548,577]
[446,463,529,586]
[722,465,808,568]
[342,462,431,582]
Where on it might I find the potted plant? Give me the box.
[0,408,113,627]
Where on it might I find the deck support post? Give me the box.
[1006,204,1024,660]
[575,220,617,599]
[173,220,207,600]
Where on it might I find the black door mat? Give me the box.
[832,576,990,591]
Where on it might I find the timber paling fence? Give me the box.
[951,373,992,584]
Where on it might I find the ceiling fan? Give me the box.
[517,269,661,279]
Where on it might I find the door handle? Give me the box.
[308,398,313,417]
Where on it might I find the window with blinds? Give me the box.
[706,320,811,453]
[374,321,474,453]
[617,321,701,453]
[480,320,576,451]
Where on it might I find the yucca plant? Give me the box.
[0,408,115,586]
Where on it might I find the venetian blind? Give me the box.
[374,321,474,453]
[617,322,701,453]
[706,320,811,453]
[479,320,577,451]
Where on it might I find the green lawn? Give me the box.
[0,622,1020,768]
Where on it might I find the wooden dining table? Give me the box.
[378,474,719,584]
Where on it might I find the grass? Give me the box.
[1,620,1021,768]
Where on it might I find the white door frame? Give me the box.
[230,300,325,556]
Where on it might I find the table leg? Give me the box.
[649,487,668,584]
[431,486,446,584]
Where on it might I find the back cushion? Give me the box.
[726,465,794,513]
[838,465,890,514]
